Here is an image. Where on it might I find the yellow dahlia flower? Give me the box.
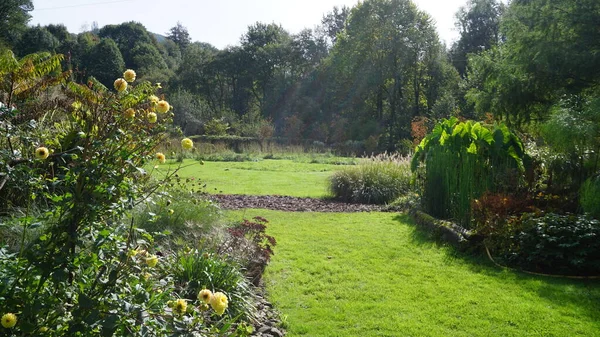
[35,147,49,160]
[156,100,170,113]
[198,289,212,304]
[156,152,166,164]
[114,78,127,92]
[1,313,17,328]
[148,112,157,124]
[145,255,158,268]
[210,292,228,316]
[124,108,135,119]
[123,69,136,82]
[149,95,159,104]
[181,138,193,150]
[173,299,187,315]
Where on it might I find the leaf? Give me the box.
[467,142,478,154]
[101,315,119,337]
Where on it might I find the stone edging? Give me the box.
[408,209,474,248]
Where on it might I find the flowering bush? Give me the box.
[0,51,250,336]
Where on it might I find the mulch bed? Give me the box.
[210,194,394,212]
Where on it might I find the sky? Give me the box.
[30,0,470,49]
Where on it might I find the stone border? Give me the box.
[408,209,474,248]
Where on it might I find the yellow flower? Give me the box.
[198,289,212,304]
[145,255,158,268]
[114,78,127,92]
[124,108,135,119]
[156,100,170,113]
[149,95,159,104]
[156,152,166,164]
[173,299,187,315]
[148,112,157,124]
[123,69,136,82]
[35,147,49,160]
[143,272,152,280]
[168,209,174,215]
[181,138,193,150]
[210,292,228,316]
[1,313,17,328]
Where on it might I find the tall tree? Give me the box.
[466,0,600,124]
[167,22,191,51]
[0,0,33,48]
[450,0,504,76]
[331,0,447,148]
[321,6,350,46]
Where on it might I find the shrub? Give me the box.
[580,176,600,219]
[499,213,600,276]
[329,153,412,204]
[221,216,277,286]
[204,118,230,136]
[412,118,528,227]
[0,51,247,335]
[134,185,222,238]
[174,250,256,320]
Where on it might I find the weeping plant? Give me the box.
[411,117,528,227]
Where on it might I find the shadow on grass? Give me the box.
[393,213,600,326]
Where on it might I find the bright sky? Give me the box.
[30,0,470,49]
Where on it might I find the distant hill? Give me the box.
[153,33,167,43]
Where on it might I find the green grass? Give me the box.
[155,159,342,197]
[227,210,600,337]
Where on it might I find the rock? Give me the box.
[258,326,271,334]
[270,327,284,337]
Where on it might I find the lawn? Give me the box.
[228,210,600,337]
[154,159,340,197]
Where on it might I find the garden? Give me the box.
[0,51,599,336]
[1,0,600,336]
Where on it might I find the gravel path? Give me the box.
[210,194,393,212]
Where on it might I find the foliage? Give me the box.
[174,249,256,321]
[167,22,191,51]
[412,117,528,227]
[580,176,600,219]
[223,216,277,285]
[0,50,252,335]
[329,153,412,204]
[204,118,230,136]
[81,38,125,87]
[540,95,600,185]
[498,213,600,276]
[14,25,59,56]
[466,0,600,123]
[0,0,33,48]
[450,0,504,76]
[133,182,222,238]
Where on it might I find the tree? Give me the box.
[0,0,33,47]
[450,0,504,76]
[241,23,292,119]
[466,0,600,123]
[167,22,191,51]
[330,0,448,148]
[82,38,125,87]
[14,25,60,56]
[321,6,350,46]
[98,22,165,70]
